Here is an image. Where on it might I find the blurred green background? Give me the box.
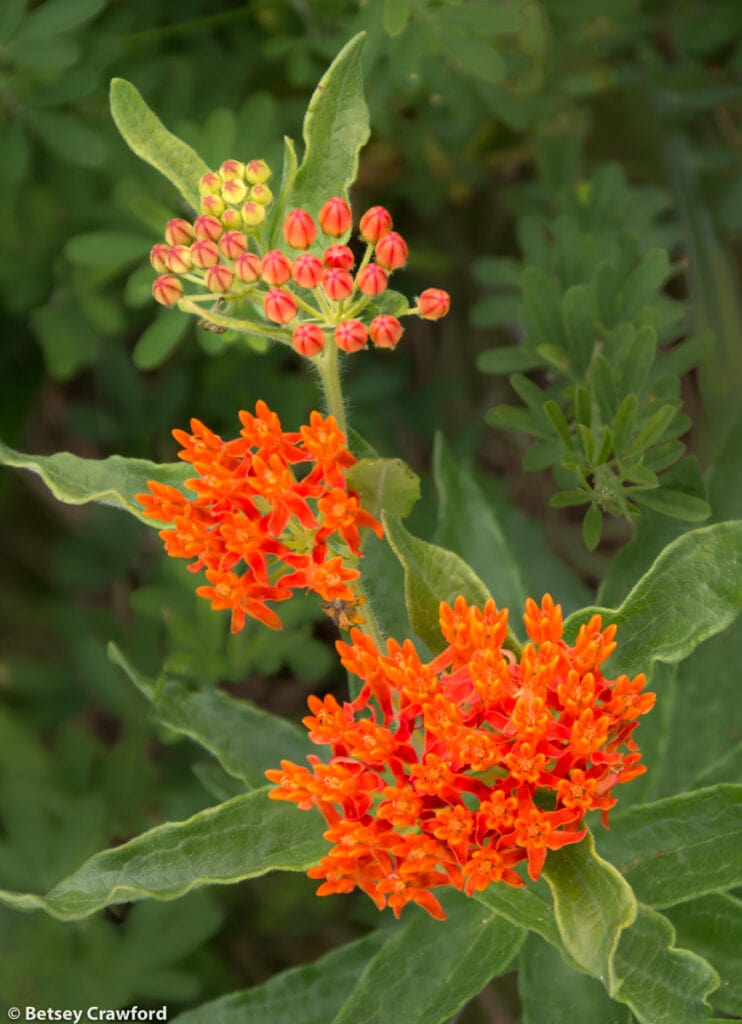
[1,0,741,1018]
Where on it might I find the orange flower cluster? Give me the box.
[267,594,655,920]
[136,402,382,633]
[150,157,450,354]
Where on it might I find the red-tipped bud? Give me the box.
[417,287,450,320]
[153,274,183,306]
[220,159,245,181]
[292,323,326,357]
[375,231,408,271]
[164,218,194,246]
[250,183,273,206]
[167,244,192,274]
[283,208,317,250]
[219,230,248,260]
[190,239,220,269]
[234,252,262,283]
[221,178,248,205]
[334,319,367,353]
[356,263,388,296]
[319,196,352,237]
[245,159,272,185]
[369,314,403,348]
[241,201,266,228]
[220,207,243,231]
[291,253,323,289]
[322,244,355,270]
[199,171,222,196]
[359,205,393,243]
[193,214,223,241]
[205,264,234,294]
[261,249,292,286]
[200,194,225,217]
[264,288,297,324]
[150,243,170,273]
[322,268,354,301]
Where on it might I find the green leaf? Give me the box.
[617,248,671,320]
[0,789,325,920]
[543,400,573,448]
[443,34,507,85]
[132,311,191,371]
[486,404,553,439]
[582,504,603,551]
[665,894,742,1016]
[628,404,677,453]
[475,882,566,956]
[332,892,524,1024]
[28,110,106,168]
[383,0,411,36]
[0,441,191,525]
[521,266,566,349]
[550,489,592,508]
[433,434,527,613]
[543,831,636,987]
[290,33,369,215]
[65,231,152,270]
[266,135,299,249]
[382,513,492,654]
[562,283,597,373]
[476,346,543,375]
[632,487,711,521]
[566,522,742,677]
[621,325,657,396]
[110,78,210,211]
[612,394,639,453]
[590,352,617,422]
[596,786,742,910]
[611,905,719,1024]
[109,645,313,789]
[172,932,388,1024]
[12,0,105,39]
[345,457,420,519]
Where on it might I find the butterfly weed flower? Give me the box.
[136,402,382,633]
[149,157,450,353]
[266,594,655,920]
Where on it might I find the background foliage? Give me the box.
[1,1,742,1020]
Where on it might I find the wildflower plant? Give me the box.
[1,30,741,1024]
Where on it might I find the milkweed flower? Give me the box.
[148,157,450,352]
[136,403,382,633]
[267,594,655,920]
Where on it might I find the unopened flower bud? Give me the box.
[291,253,323,289]
[219,230,248,260]
[205,264,234,294]
[417,287,451,320]
[375,231,408,271]
[221,178,248,205]
[199,171,222,196]
[322,244,355,270]
[283,208,317,250]
[334,319,367,353]
[369,314,403,348]
[190,239,220,269]
[193,214,223,241]
[318,196,352,237]
[220,208,243,231]
[292,323,326,357]
[164,218,194,246]
[264,288,297,324]
[250,183,273,206]
[245,159,272,185]
[241,201,266,228]
[261,249,292,286]
[356,263,388,296]
[359,205,393,243]
[150,243,170,273]
[167,244,192,274]
[234,251,262,283]
[322,268,354,302]
[153,274,183,306]
[220,159,245,181]
[201,194,225,217]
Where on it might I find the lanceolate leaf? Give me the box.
[0,790,325,920]
[109,644,313,789]
[596,785,742,909]
[110,78,210,210]
[331,893,524,1024]
[0,441,190,525]
[665,894,742,1016]
[564,521,742,677]
[290,33,370,216]
[345,457,421,518]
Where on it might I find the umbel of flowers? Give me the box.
[136,402,382,633]
[266,594,655,920]
[150,157,450,356]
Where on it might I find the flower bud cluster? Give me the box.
[150,157,450,356]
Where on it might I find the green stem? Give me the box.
[313,341,346,434]
[504,628,523,660]
[177,299,291,344]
